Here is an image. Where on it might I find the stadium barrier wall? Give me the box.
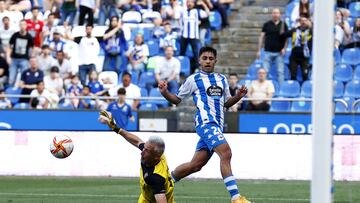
[0,131,359,181]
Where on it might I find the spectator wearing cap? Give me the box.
[45,28,66,57]
[0,16,15,52]
[8,19,34,86]
[18,57,44,103]
[109,71,140,110]
[106,87,134,130]
[126,34,149,78]
[78,24,100,85]
[78,0,99,26]
[103,16,127,73]
[98,0,118,25]
[155,46,180,94]
[44,66,64,97]
[36,45,56,75]
[60,0,77,25]
[246,68,274,111]
[25,7,44,48]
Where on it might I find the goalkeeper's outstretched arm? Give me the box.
[98,110,144,148]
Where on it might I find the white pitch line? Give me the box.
[0,192,316,202]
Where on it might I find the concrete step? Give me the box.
[213,43,258,52]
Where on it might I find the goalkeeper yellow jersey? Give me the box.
[138,143,175,203]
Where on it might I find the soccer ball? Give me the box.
[50,135,74,159]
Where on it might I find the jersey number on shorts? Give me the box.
[211,126,224,141]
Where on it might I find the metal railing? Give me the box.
[3,94,352,112]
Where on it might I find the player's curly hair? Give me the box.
[199,46,217,58]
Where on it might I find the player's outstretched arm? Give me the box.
[158,81,181,105]
[224,85,248,108]
[98,110,144,148]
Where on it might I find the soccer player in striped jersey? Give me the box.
[159,46,251,203]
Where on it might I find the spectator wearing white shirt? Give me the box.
[29,81,52,109]
[44,66,64,97]
[53,50,72,80]
[180,0,209,73]
[109,71,140,110]
[36,45,56,75]
[246,68,274,111]
[78,25,100,85]
[0,16,15,52]
[0,0,10,29]
[161,0,182,30]
[126,34,149,78]
[155,46,180,94]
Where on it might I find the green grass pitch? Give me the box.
[0,176,359,203]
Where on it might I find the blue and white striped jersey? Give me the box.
[181,9,208,39]
[177,71,231,130]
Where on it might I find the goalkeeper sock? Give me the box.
[170,171,179,183]
[223,175,240,200]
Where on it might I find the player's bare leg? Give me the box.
[213,143,251,203]
[171,149,210,182]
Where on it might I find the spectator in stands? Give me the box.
[29,80,54,109]
[37,45,56,75]
[152,17,165,39]
[98,0,118,25]
[109,71,140,110]
[60,0,77,25]
[228,73,241,112]
[155,46,180,94]
[335,9,352,49]
[18,57,44,103]
[106,87,134,129]
[161,0,182,30]
[256,8,288,84]
[0,54,8,90]
[197,0,212,46]
[126,34,149,78]
[78,0,99,26]
[96,91,112,110]
[53,51,72,82]
[132,0,147,10]
[42,13,57,44]
[78,85,94,109]
[45,29,66,56]
[103,16,127,73]
[0,0,10,29]
[286,15,312,81]
[0,16,15,52]
[159,22,177,52]
[8,19,34,86]
[0,89,11,108]
[8,0,31,12]
[246,68,274,111]
[291,0,313,28]
[210,0,231,28]
[350,18,360,48]
[25,7,44,49]
[180,0,209,72]
[67,74,82,107]
[44,66,64,97]
[78,24,100,85]
[87,70,106,95]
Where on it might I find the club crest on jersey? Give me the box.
[206,85,223,98]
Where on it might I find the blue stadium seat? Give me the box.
[245,64,260,80]
[291,100,311,112]
[131,27,152,41]
[5,86,22,105]
[204,29,212,45]
[271,80,280,97]
[185,44,194,58]
[149,87,168,108]
[344,80,360,98]
[139,103,158,111]
[349,2,360,17]
[131,70,140,85]
[334,48,341,65]
[209,11,222,30]
[343,97,355,112]
[341,48,360,65]
[353,65,360,80]
[334,80,344,98]
[238,79,252,88]
[146,40,160,57]
[13,103,30,109]
[334,64,353,82]
[177,56,191,77]
[58,103,74,109]
[335,101,347,113]
[269,100,291,112]
[138,71,156,90]
[140,87,148,105]
[279,80,300,98]
[300,80,312,98]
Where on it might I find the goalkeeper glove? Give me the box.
[98,110,121,133]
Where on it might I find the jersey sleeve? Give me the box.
[147,174,166,194]
[223,76,231,101]
[176,76,196,100]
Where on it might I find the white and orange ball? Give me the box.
[50,135,74,159]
